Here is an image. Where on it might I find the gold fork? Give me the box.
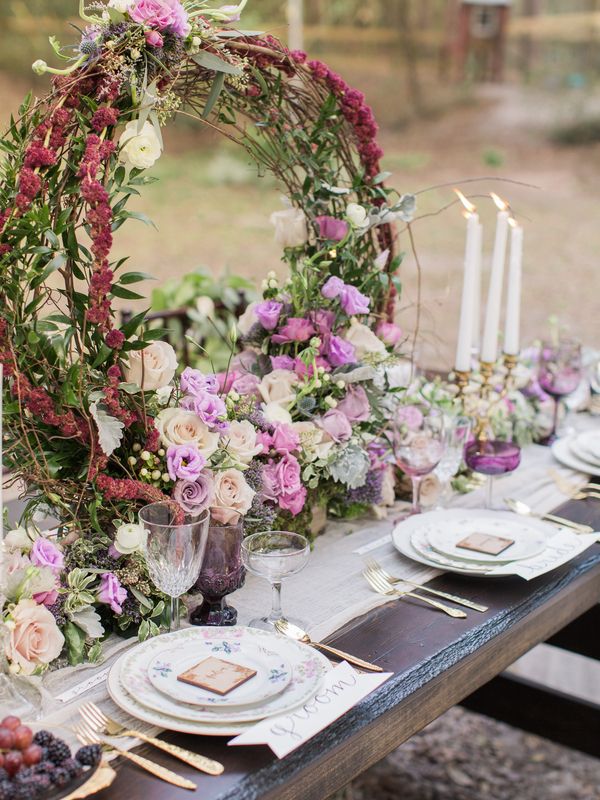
[548,469,600,499]
[73,720,196,791]
[363,566,467,619]
[79,702,223,775]
[365,558,488,613]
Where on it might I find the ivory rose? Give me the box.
[292,421,333,462]
[210,469,255,524]
[270,207,308,249]
[119,120,163,170]
[262,403,293,426]
[5,599,65,675]
[258,369,298,408]
[344,318,387,360]
[155,408,219,458]
[124,340,177,390]
[224,420,262,464]
[236,301,259,336]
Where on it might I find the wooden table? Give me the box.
[95,494,600,800]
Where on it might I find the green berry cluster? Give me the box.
[127,444,172,489]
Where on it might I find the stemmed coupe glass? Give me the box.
[434,415,472,507]
[537,338,582,445]
[464,437,521,509]
[139,503,209,631]
[392,406,445,515]
[241,531,309,632]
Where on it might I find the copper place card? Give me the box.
[177,656,257,696]
[456,532,515,556]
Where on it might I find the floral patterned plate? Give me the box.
[112,626,330,725]
[147,636,292,708]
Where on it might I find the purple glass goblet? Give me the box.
[189,521,245,626]
[464,439,521,509]
[537,338,582,445]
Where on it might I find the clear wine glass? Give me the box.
[139,503,209,631]
[434,415,472,507]
[241,531,309,632]
[464,439,521,509]
[393,406,445,515]
[537,338,582,445]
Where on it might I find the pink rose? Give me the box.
[98,572,127,615]
[145,29,164,46]
[269,424,300,455]
[210,469,255,524]
[376,321,403,347]
[129,0,190,36]
[271,317,316,345]
[317,409,352,442]
[315,215,349,242]
[255,300,283,330]
[262,454,307,516]
[30,537,64,575]
[310,309,335,334]
[337,385,370,422]
[5,599,65,675]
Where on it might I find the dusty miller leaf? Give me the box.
[90,402,125,457]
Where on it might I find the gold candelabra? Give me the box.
[502,352,519,395]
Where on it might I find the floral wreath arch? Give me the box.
[0,1,415,662]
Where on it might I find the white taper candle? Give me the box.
[481,196,510,364]
[455,210,480,373]
[504,220,523,356]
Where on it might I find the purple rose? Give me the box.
[271,355,295,370]
[98,572,127,615]
[340,285,370,316]
[376,321,403,346]
[129,0,190,36]
[30,537,64,575]
[310,309,335,334]
[317,409,353,442]
[325,334,356,367]
[180,367,219,396]
[271,317,316,344]
[231,373,260,396]
[255,300,283,331]
[315,215,349,242]
[167,444,206,481]
[262,454,307,516]
[270,424,300,454]
[321,276,345,300]
[173,470,215,515]
[181,391,227,427]
[337,385,370,422]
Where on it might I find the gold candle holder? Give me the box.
[454,368,471,400]
[502,352,519,395]
[479,360,495,399]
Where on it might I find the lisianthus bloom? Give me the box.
[262,454,307,516]
[315,215,349,242]
[317,409,353,443]
[98,573,127,615]
[321,276,345,300]
[30,537,64,575]
[324,334,356,367]
[4,600,64,675]
[210,469,255,524]
[271,317,316,344]
[173,470,215,515]
[346,202,369,228]
[337,385,371,422]
[167,444,206,481]
[129,0,190,36]
[376,321,403,347]
[181,391,227,428]
[310,309,335,334]
[255,300,283,330]
[124,340,177,390]
[180,367,219,396]
[119,120,162,170]
[321,277,370,315]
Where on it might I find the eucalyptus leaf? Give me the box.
[191,50,243,76]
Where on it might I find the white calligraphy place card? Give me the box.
[228,662,392,758]
[490,530,599,580]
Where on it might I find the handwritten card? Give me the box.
[490,530,599,579]
[228,662,392,758]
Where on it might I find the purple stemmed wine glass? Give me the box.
[189,521,245,626]
[537,338,582,445]
[464,439,521,509]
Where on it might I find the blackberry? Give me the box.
[75,743,102,767]
[62,757,83,779]
[0,781,11,800]
[14,766,35,782]
[46,737,71,764]
[0,769,6,782]
[32,730,54,747]
[34,760,54,774]
[49,766,71,789]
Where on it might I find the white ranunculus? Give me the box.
[4,526,37,552]
[124,341,177,391]
[223,420,262,464]
[346,202,369,229]
[195,295,215,318]
[344,318,387,361]
[113,522,147,555]
[155,408,220,458]
[236,301,258,336]
[292,421,333,462]
[270,208,308,249]
[108,0,131,11]
[262,403,293,426]
[119,120,162,170]
[258,369,298,408]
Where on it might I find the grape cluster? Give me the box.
[0,716,101,800]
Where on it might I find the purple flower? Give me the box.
[167,444,206,481]
[340,285,370,316]
[337,385,371,422]
[271,318,316,344]
[173,470,215,515]
[145,29,164,47]
[181,391,227,427]
[180,367,219,396]
[396,405,424,431]
[269,424,300,455]
[321,276,345,300]
[255,300,283,331]
[30,538,64,575]
[129,0,190,36]
[315,216,349,242]
[231,373,260,396]
[262,454,307,516]
[376,321,403,346]
[310,309,336,335]
[325,335,356,367]
[98,572,127,615]
[271,355,295,371]
[317,409,353,443]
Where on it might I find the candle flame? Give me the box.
[490,192,509,211]
[454,188,476,215]
[508,216,518,228]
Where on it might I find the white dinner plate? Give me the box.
[552,436,600,477]
[571,431,600,467]
[393,509,556,578]
[116,627,330,725]
[147,635,292,708]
